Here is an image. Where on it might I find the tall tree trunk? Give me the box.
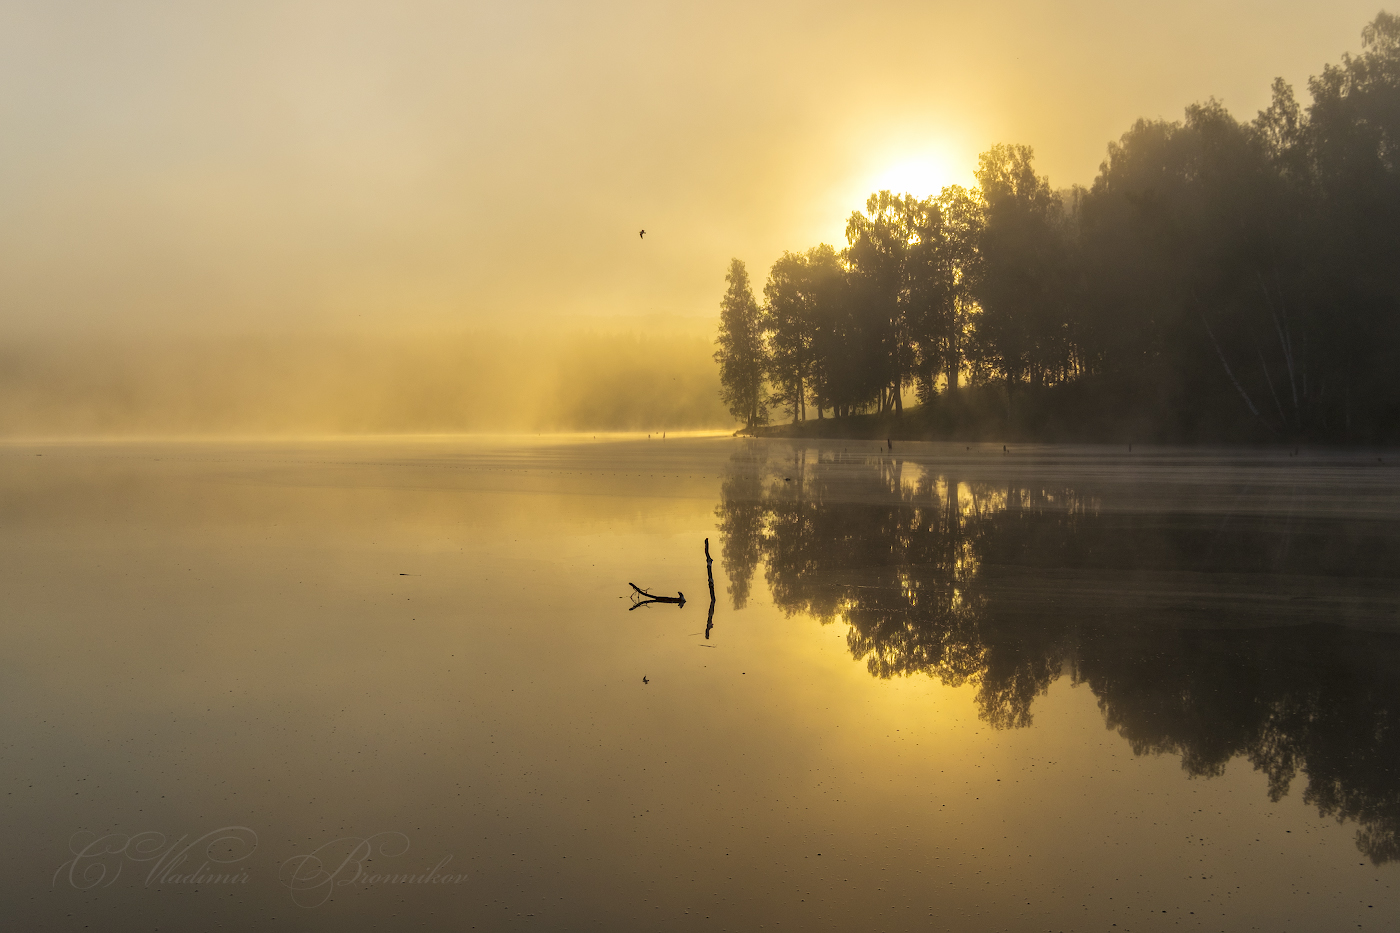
[1257,345,1289,429]
[1200,310,1265,422]
[1259,272,1300,414]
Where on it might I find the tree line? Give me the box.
[716,13,1400,443]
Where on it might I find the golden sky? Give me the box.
[0,0,1382,335]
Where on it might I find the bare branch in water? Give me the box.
[628,582,685,610]
[704,538,716,638]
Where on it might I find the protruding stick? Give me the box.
[704,538,716,638]
[628,582,685,606]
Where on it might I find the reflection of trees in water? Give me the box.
[715,450,1400,863]
[715,455,768,610]
[1078,626,1400,864]
[717,448,1080,728]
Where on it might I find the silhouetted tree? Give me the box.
[762,246,845,422]
[972,144,1080,399]
[715,258,769,428]
[928,184,984,397]
[719,13,1400,443]
[1299,11,1400,439]
[805,249,871,418]
[844,191,927,415]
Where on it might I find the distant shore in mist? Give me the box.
[0,322,730,436]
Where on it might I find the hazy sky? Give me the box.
[0,0,1383,334]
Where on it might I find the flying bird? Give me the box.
[639,229,646,239]
[642,676,649,684]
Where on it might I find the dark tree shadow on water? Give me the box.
[715,454,767,610]
[715,448,1400,862]
[1077,624,1400,864]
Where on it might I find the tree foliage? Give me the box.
[714,258,768,428]
[718,13,1400,441]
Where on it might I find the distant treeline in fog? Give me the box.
[718,13,1400,444]
[0,329,728,435]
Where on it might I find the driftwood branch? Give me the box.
[628,582,685,610]
[704,538,716,639]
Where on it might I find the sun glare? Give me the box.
[813,149,968,245]
[865,153,958,200]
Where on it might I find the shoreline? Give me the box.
[735,404,1394,449]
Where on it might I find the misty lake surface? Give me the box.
[3,435,1399,932]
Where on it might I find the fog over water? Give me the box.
[5,436,1397,931]
[0,324,729,435]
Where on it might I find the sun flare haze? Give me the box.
[0,0,1383,341]
[865,154,963,201]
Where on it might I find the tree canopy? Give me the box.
[717,12,1400,443]
[714,258,768,429]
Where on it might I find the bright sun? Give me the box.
[814,144,975,244]
[866,155,956,199]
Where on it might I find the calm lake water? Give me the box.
[3,436,1398,932]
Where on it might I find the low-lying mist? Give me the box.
[0,328,734,436]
